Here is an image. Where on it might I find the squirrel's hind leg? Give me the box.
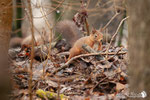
[67,48,80,61]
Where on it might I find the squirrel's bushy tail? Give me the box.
[9,37,23,48]
[56,20,82,46]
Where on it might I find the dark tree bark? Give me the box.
[127,0,150,99]
[0,0,12,99]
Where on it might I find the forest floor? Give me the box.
[9,41,128,100]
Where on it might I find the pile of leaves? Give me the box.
[10,42,128,100]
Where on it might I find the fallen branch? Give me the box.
[50,50,127,76]
[82,44,97,53]
[97,47,123,63]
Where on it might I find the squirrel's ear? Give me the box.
[99,28,103,32]
[99,25,104,32]
[91,27,96,34]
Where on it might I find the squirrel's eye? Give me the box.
[95,35,97,38]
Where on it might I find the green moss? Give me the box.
[36,89,68,100]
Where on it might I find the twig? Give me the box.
[90,71,121,92]
[38,0,53,78]
[86,0,91,9]
[27,0,35,100]
[50,51,127,76]
[102,12,120,31]
[97,47,123,64]
[105,16,129,58]
[57,52,69,56]
[113,0,117,13]
[91,76,108,92]
[52,0,80,6]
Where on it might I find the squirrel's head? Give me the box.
[90,28,103,42]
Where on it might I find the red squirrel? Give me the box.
[67,28,103,60]
[56,20,103,60]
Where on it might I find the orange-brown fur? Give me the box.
[68,29,103,60]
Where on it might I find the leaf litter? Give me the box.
[10,42,128,100]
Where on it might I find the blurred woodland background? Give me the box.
[0,0,150,100]
[10,0,127,48]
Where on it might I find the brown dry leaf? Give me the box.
[116,83,125,91]
[85,97,90,100]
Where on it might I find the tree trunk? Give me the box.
[127,0,150,99]
[0,0,12,99]
[22,0,54,42]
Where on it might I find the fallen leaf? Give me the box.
[116,83,125,91]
